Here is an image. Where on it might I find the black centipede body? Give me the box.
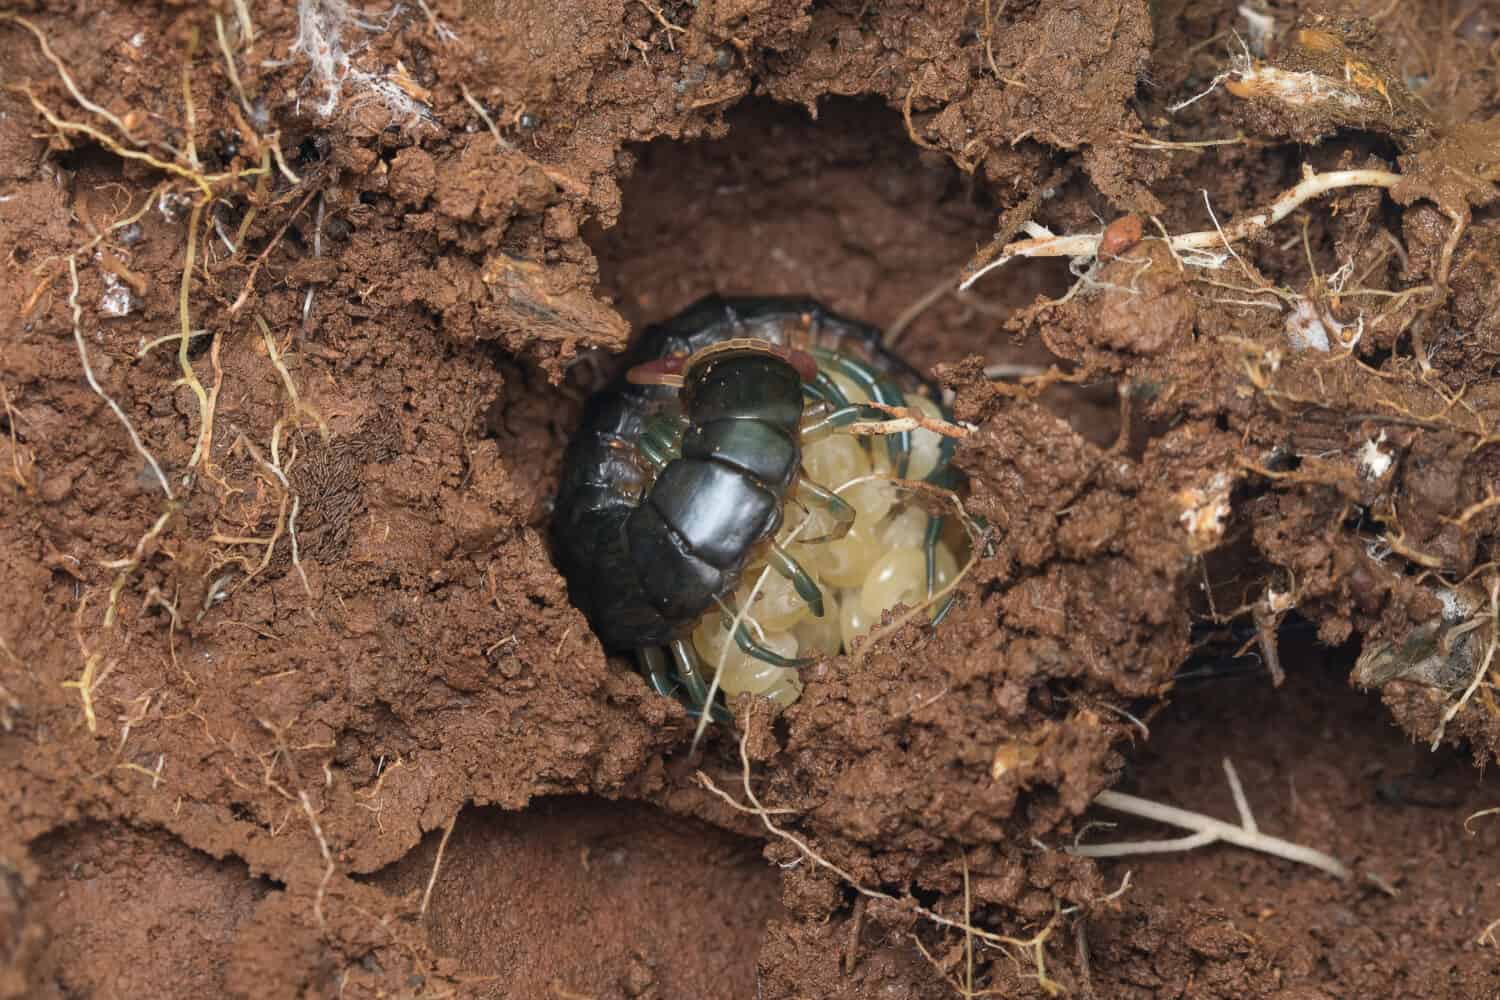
[552,295,952,698]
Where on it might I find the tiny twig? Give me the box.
[846,401,970,439]
[178,201,214,476]
[2,14,139,142]
[690,504,816,753]
[461,84,513,151]
[844,895,867,975]
[20,88,255,199]
[883,271,954,350]
[1480,916,1500,947]
[2,383,35,492]
[215,14,256,126]
[1222,758,1257,834]
[1465,806,1500,835]
[634,0,686,47]
[228,186,321,314]
[231,0,255,44]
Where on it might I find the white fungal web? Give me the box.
[286,0,434,122]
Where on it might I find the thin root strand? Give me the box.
[696,716,1064,995]
[1068,758,1350,880]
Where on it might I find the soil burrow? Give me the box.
[2,0,1499,996]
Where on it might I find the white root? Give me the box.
[68,259,174,499]
[691,561,773,755]
[298,789,336,930]
[419,807,461,917]
[1068,758,1351,880]
[960,167,1402,290]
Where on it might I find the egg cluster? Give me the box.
[691,375,959,706]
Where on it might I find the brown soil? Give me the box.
[2,0,1498,997]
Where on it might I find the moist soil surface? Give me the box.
[2,0,1499,997]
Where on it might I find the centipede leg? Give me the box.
[924,514,942,600]
[792,479,855,543]
[767,542,826,617]
[669,637,711,711]
[730,622,816,667]
[714,601,816,668]
[932,424,957,482]
[664,640,736,722]
[814,349,911,476]
[923,513,959,626]
[876,375,912,477]
[638,645,679,699]
[637,415,684,470]
[636,436,671,471]
[811,369,850,409]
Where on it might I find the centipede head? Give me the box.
[625,338,819,390]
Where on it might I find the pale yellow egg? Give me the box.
[792,590,843,659]
[733,563,814,632]
[795,517,882,588]
[838,587,875,650]
[803,434,869,491]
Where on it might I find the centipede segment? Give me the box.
[552,296,968,719]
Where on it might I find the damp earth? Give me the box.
[2,0,1500,997]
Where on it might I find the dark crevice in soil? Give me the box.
[587,97,1036,376]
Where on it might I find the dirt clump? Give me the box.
[2,0,1499,996]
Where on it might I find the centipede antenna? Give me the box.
[767,542,826,618]
[793,479,855,543]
